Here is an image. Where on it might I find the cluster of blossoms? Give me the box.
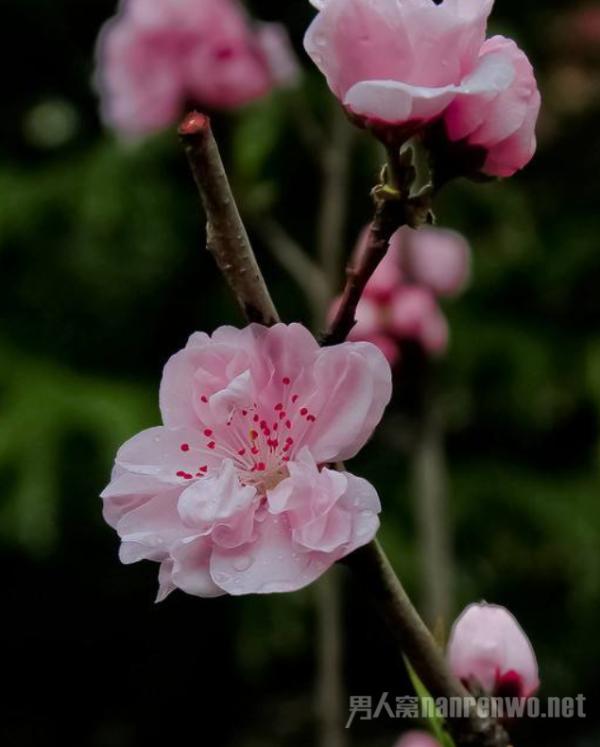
[336,225,471,364]
[97,1,543,732]
[305,0,541,177]
[102,324,391,599]
[95,0,298,137]
[393,602,539,746]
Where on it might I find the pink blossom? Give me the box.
[444,37,542,177]
[304,0,540,175]
[394,732,441,747]
[403,227,471,298]
[101,324,391,599]
[389,286,449,356]
[336,224,470,363]
[447,602,540,698]
[95,0,299,137]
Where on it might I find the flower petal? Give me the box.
[114,425,217,483]
[303,343,392,463]
[210,513,333,595]
[171,536,226,598]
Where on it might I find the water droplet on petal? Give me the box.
[232,555,254,572]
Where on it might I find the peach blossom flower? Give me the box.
[304,0,540,176]
[101,324,391,599]
[95,0,299,137]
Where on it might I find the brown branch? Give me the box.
[321,196,406,346]
[178,112,511,747]
[178,111,279,326]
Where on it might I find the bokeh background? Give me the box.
[1,1,599,745]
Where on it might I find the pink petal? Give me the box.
[256,22,300,88]
[116,488,186,564]
[177,460,257,548]
[101,470,165,528]
[171,536,226,598]
[444,36,541,176]
[268,453,380,554]
[394,731,441,747]
[114,426,218,483]
[403,227,471,298]
[344,80,459,126]
[210,513,333,595]
[156,559,176,602]
[303,343,392,463]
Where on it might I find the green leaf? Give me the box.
[404,658,456,747]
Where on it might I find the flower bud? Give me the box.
[403,227,471,299]
[394,731,440,747]
[447,602,540,698]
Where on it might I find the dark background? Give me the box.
[1,1,599,745]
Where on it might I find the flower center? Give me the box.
[176,376,318,492]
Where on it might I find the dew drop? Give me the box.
[232,555,254,572]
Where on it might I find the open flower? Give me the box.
[334,225,470,364]
[447,602,540,698]
[96,0,299,137]
[101,324,391,599]
[304,0,540,176]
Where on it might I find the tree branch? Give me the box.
[178,112,279,326]
[321,196,406,346]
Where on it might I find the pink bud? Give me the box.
[389,287,449,356]
[394,731,440,747]
[402,227,471,298]
[346,297,401,365]
[447,602,540,698]
[444,36,541,177]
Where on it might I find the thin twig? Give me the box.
[317,107,354,295]
[413,394,454,628]
[316,570,347,747]
[178,112,279,326]
[253,216,331,328]
[322,196,407,346]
